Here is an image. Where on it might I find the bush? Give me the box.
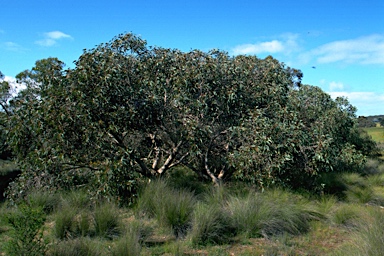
[4,203,47,256]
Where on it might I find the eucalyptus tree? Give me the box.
[7,33,373,202]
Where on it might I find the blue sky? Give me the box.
[1,0,383,116]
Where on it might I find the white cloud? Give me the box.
[329,91,384,102]
[301,34,384,65]
[3,42,24,51]
[45,31,71,40]
[329,81,345,91]
[232,34,299,55]
[35,31,73,47]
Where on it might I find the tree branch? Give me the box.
[155,140,183,174]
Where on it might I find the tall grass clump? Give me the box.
[351,209,384,256]
[188,201,234,246]
[93,201,121,239]
[53,202,78,239]
[227,189,320,238]
[135,179,169,217]
[330,203,363,228]
[226,192,271,238]
[26,190,61,214]
[334,208,384,256]
[157,189,196,237]
[315,195,338,217]
[49,237,104,256]
[110,221,143,256]
[136,179,196,238]
[62,189,92,210]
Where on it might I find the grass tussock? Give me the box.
[49,237,104,256]
[229,189,320,238]
[334,208,384,256]
[110,222,142,256]
[93,202,122,239]
[136,179,196,238]
[1,156,384,255]
[188,201,234,246]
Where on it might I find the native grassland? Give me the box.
[1,158,384,255]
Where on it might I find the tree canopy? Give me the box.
[3,33,376,203]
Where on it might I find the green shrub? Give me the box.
[4,203,47,256]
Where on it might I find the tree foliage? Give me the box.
[5,33,375,202]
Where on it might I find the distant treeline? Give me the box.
[358,115,384,128]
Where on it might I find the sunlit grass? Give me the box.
[362,127,384,143]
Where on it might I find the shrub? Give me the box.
[4,203,47,256]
